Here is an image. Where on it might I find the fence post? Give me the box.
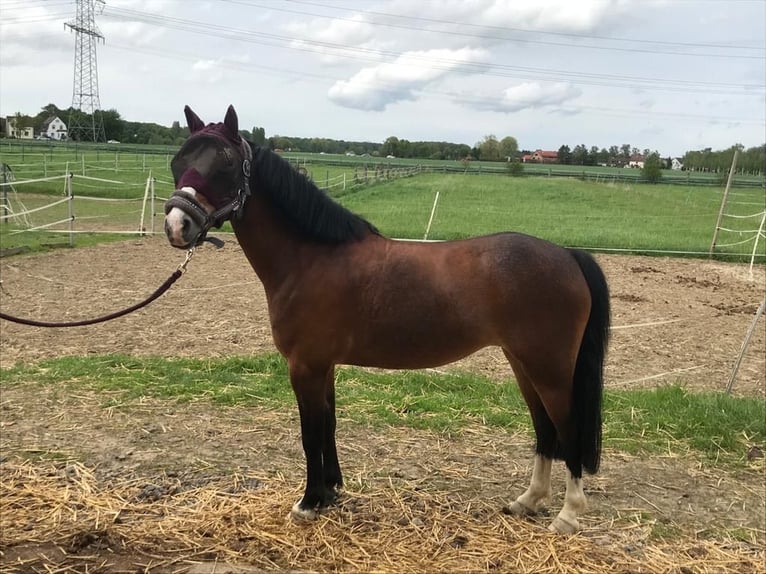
[1,163,8,225]
[67,172,74,247]
[139,172,152,236]
[749,210,766,278]
[424,191,440,240]
[343,172,346,192]
[151,176,156,235]
[81,154,86,176]
[726,297,766,393]
[710,150,739,257]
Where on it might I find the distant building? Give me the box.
[4,116,33,139]
[626,154,645,169]
[522,149,558,164]
[671,158,684,170]
[41,116,68,140]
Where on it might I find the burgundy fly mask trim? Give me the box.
[165,105,253,245]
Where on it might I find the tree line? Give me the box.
[681,144,765,175]
[4,104,764,175]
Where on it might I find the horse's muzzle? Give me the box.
[164,213,196,249]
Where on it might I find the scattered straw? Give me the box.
[1,457,763,573]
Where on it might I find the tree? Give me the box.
[608,145,620,165]
[507,159,524,177]
[571,144,588,165]
[478,135,501,161]
[100,109,124,141]
[620,144,631,163]
[252,126,266,146]
[557,144,571,165]
[381,136,400,157]
[499,136,519,160]
[642,153,663,183]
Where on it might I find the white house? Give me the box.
[671,158,684,170]
[41,116,68,140]
[626,154,645,169]
[4,117,33,139]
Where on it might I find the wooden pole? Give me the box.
[710,150,739,256]
[1,164,8,225]
[749,210,766,278]
[423,191,440,240]
[726,297,766,393]
[67,172,74,247]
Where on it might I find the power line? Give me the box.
[104,42,765,126]
[100,6,765,96]
[232,0,765,59]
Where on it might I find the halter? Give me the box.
[164,137,253,247]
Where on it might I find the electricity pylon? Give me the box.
[66,0,106,142]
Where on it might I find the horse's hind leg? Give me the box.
[506,353,587,533]
[505,361,555,515]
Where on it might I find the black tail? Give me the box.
[568,249,611,476]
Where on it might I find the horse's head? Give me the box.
[164,105,252,249]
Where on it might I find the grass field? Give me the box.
[1,143,764,259]
[342,174,765,257]
[2,353,763,468]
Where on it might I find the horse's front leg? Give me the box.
[322,369,343,496]
[289,361,338,520]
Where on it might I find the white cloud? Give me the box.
[285,14,385,65]
[328,47,489,111]
[381,0,630,39]
[466,82,582,113]
[478,0,628,33]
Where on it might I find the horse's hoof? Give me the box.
[289,499,319,521]
[549,516,579,534]
[505,500,536,516]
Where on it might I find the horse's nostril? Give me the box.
[182,217,190,231]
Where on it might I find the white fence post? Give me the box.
[423,191,440,241]
[151,176,156,235]
[67,172,74,246]
[139,172,152,235]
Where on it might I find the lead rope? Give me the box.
[0,248,196,328]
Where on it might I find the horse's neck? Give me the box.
[232,193,305,294]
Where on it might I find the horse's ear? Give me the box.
[224,105,239,138]
[184,106,205,133]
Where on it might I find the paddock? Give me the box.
[0,237,764,572]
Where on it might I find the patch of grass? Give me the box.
[4,354,764,468]
[603,385,766,462]
[649,518,684,541]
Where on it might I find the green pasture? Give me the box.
[1,143,764,259]
[3,353,764,470]
[282,150,765,187]
[342,174,765,258]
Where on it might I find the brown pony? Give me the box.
[164,106,610,533]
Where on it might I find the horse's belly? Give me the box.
[343,324,493,369]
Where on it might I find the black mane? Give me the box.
[250,144,379,243]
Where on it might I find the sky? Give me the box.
[1,0,764,157]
